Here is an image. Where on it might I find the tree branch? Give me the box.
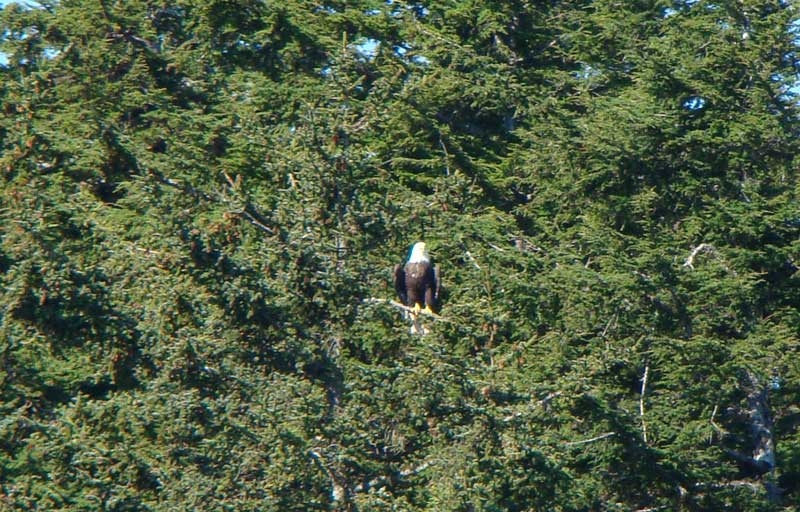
[683,243,715,269]
[564,432,615,446]
[148,168,275,235]
[222,171,275,235]
[309,449,346,503]
[742,371,776,474]
[709,404,727,441]
[107,30,159,52]
[362,298,450,321]
[464,250,481,270]
[640,364,649,444]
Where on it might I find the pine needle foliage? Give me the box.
[1,0,799,510]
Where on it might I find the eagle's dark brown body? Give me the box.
[394,243,440,314]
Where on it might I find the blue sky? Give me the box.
[0,0,7,64]
[0,0,8,64]
[0,0,37,64]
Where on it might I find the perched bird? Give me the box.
[394,241,440,316]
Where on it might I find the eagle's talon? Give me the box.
[393,241,441,335]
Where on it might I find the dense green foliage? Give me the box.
[2,0,799,510]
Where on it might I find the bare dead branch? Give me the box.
[694,479,761,492]
[512,236,543,254]
[148,168,274,235]
[240,204,275,235]
[564,432,616,446]
[362,298,450,322]
[601,312,618,339]
[439,134,451,176]
[464,250,481,270]
[222,171,275,235]
[742,371,776,473]
[309,449,346,503]
[106,21,159,52]
[683,243,715,269]
[363,298,451,336]
[222,171,241,190]
[710,404,727,441]
[640,364,649,444]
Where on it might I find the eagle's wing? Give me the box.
[393,264,407,304]
[433,264,441,300]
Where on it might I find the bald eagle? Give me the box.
[394,242,440,316]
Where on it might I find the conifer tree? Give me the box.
[1,0,799,510]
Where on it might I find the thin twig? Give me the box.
[464,251,481,270]
[683,243,715,269]
[362,298,450,321]
[240,204,275,234]
[601,312,618,339]
[710,404,727,441]
[640,364,649,444]
[439,135,451,176]
[309,449,346,503]
[149,168,274,235]
[222,170,240,190]
[564,432,616,446]
[222,171,275,235]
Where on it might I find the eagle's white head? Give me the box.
[407,241,430,263]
